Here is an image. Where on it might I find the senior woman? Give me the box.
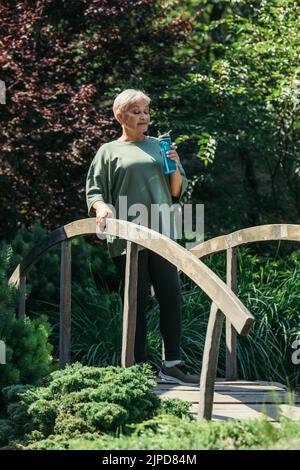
[86,89,199,385]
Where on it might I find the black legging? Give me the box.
[112,248,182,363]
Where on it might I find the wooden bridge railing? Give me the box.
[189,224,300,381]
[9,218,255,420]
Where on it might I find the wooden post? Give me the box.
[226,247,238,380]
[18,275,26,319]
[121,241,138,368]
[59,240,72,369]
[198,302,225,420]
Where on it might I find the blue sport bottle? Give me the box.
[158,130,177,174]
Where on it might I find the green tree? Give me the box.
[0,0,197,240]
[165,0,300,235]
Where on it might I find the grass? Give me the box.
[16,414,300,450]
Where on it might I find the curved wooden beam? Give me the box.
[9,227,66,286]
[190,224,300,258]
[9,218,254,336]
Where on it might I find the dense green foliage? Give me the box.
[5,410,300,450]
[2,362,300,451]
[169,0,300,235]
[1,1,299,239]
[0,362,192,448]
[0,245,53,401]
[0,0,196,240]
[35,417,300,450]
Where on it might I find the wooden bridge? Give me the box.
[154,378,300,422]
[8,221,300,422]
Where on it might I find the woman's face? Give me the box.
[118,99,150,133]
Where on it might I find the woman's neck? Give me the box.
[118,132,147,142]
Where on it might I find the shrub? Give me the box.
[1,362,166,447]
[158,398,191,419]
[17,413,300,451]
[0,245,53,412]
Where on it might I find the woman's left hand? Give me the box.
[167,144,180,166]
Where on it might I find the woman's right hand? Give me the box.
[93,202,113,230]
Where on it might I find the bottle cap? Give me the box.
[158,129,172,140]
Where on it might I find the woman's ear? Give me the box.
[115,110,123,125]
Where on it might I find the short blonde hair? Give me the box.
[113,89,151,118]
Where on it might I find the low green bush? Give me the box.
[0,245,53,413]
[1,362,183,447]
[1,362,300,451]
[13,414,300,451]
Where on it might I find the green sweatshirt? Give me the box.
[85,135,188,258]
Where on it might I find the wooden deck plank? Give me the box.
[156,376,286,390]
[155,390,297,403]
[153,379,300,422]
[156,378,286,389]
[189,404,300,422]
[156,384,286,392]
